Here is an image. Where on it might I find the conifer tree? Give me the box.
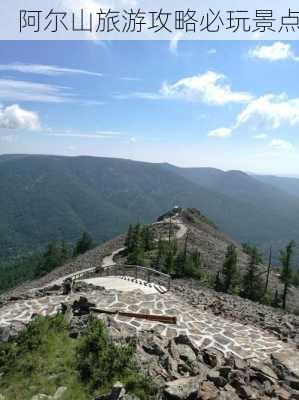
[186,250,201,279]
[174,251,186,278]
[127,224,144,266]
[125,224,134,253]
[222,244,238,293]
[73,232,93,256]
[42,242,61,273]
[242,247,263,301]
[280,240,296,310]
[272,289,280,308]
[60,240,70,262]
[164,248,175,275]
[214,271,223,292]
[142,226,154,252]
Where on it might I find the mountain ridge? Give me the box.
[1,154,299,265]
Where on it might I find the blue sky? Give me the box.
[0,40,299,175]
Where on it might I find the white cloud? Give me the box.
[237,94,299,129]
[270,139,294,152]
[208,127,232,138]
[160,71,252,105]
[0,104,40,130]
[253,133,268,140]
[0,63,103,77]
[0,79,100,105]
[46,129,124,139]
[130,71,252,106]
[169,33,183,55]
[249,42,299,62]
[0,79,71,103]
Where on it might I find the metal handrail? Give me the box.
[70,263,171,291]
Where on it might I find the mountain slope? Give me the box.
[165,164,299,257]
[0,155,257,260]
[1,155,299,262]
[254,174,299,198]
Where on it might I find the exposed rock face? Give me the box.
[173,279,299,346]
[1,292,299,400]
[271,351,299,380]
[163,377,199,399]
[101,322,297,400]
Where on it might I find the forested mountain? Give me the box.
[1,154,299,263]
[254,174,299,198]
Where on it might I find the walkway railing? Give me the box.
[71,264,171,291]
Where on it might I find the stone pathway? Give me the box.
[102,247,126,268]
[153,215,187,240]
[83,276,159,294]
[3,215,297,365]
[0,288,296,362]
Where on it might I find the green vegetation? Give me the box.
[214,245,242,296]
[280,240,296,310]
[126,224,299,311]
[3,154,299,268]
[242,243,264,264]
[215,244,267,303]
[125,224,203,280]
[76,318,155,399]
[221,245,240,294]
[242,246,264,302]
[73,232,93,257]
[0,315,156,400]
[214,241,299,310]
[0,232,93,294]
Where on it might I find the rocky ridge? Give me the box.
[1,208,299,399]
[67,299,299,400]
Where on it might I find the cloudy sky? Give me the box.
[0,40,299,175]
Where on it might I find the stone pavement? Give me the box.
[82,276,160,294]
[0,288,296,362]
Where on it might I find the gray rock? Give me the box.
[207,370,227,387]
[198,381,219,399]
[271,351,299,379]
[53,387,67,399]
[202,349,224,368]
[238,385,259,399]
[249,360,278,383]
[0,321,26,342]
[31,395,51,400]
[163,376,199,399]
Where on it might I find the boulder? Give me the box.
[207,370,227,387]
[249,360,278,383]
[271,351,299,379]
[0,321,26,342]
[53,387,67,399]
[197,381,219,400]
[163,377,199,399]
[202,349,224,368]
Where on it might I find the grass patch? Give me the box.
[0,315,156,400]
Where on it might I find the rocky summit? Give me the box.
[0,208,299,400]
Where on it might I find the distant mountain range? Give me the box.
[1,154,299,264]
